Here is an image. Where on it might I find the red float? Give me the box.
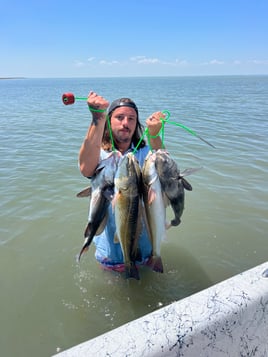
[62,93,75,105]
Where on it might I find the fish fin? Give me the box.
[76,187,91,198]
[148,187,156,205]
[94,165,105,175]
[96,213,109,235]
[180,167,202,177]
[112,192,120,211]
[181,177,192,191]
[113,233,120,244]
[125,263,140,280]
[84,222,91,238]
[147,256,164,273]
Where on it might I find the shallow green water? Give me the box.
[0,76,267,356]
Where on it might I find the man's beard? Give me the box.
[115,136,131,144]
[114,130,132,144]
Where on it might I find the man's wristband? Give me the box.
[88,106,107,113]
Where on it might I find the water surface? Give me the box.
[0,76,267,356]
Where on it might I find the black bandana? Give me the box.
[108,99,139,117]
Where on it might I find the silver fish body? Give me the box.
[77,151,121,260]
[154,149,193,227]
[142,151,166,273]
[114,153,142,280]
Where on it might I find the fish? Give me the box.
[77,151,121,260]
[154,149,198,227]
[113,152,142,280]
[142,150,167,273]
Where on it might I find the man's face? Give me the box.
[110,107,137,144]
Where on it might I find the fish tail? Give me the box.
[147,255,164,273]
[78,234,93,261]
[78,245,89,261]
[125,263,140,280]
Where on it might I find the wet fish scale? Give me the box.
[155,149,186,227]
[77,152,121,260]
[114,153,142,280]
[142,151,166,273]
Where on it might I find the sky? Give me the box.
[1,0,268,78]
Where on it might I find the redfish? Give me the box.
[113,153,142,280]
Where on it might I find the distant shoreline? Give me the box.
[0,77,26,80]
[0,75,267,80]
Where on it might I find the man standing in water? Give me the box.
[79,91,165,271]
